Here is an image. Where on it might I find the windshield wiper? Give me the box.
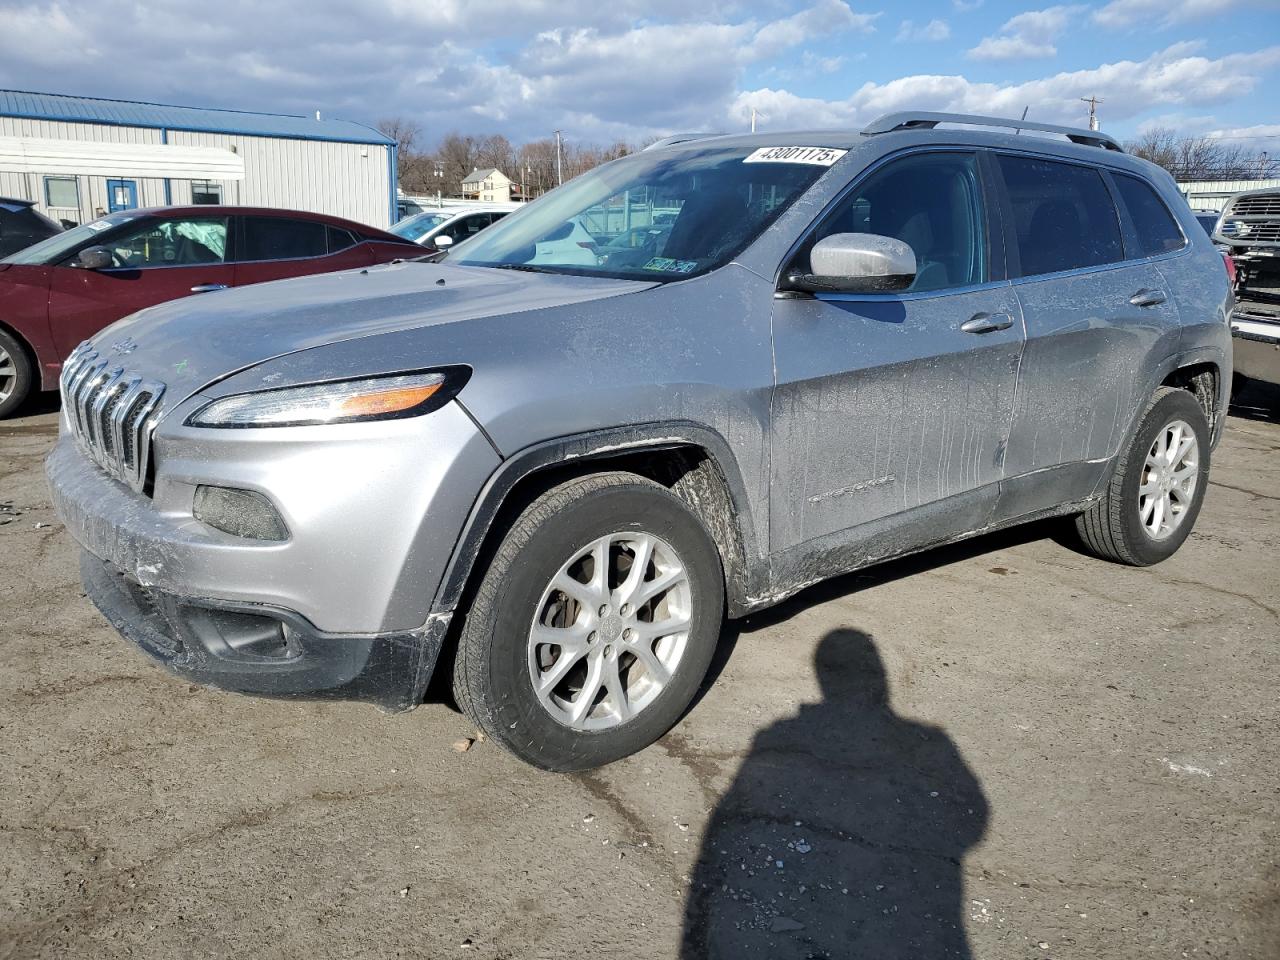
[490,263,559,273]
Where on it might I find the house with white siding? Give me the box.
[0,90,397,228]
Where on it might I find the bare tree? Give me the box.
[1126,127,1270,181]
[377,117,435,192]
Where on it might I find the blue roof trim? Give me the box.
[0,89,395,146]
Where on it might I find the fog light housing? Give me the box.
[194,485,289,541]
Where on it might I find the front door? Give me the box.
[106,180,138,213]
[48,215,234,355]
[769,150,1023,571]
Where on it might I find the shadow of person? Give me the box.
[681,629,989,959]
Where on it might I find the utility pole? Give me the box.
[749,106,766,133]
[554,130,563,186]
[1080,96,1103,131]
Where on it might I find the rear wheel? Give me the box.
[0,329,34,419]
[451,471,725,771]
[1075,387,1210,565]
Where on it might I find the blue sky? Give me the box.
[0,0,1277,147]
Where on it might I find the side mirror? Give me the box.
[433,234,454,248]
[786,233,916,294]
[75,246,113,270]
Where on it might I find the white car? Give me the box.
[390,206,516,249]
[531,218,599,265]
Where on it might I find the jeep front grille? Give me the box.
[59,344,166,494]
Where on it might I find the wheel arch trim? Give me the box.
[428,420,766,620]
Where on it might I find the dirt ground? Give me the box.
[1,386,1277,960]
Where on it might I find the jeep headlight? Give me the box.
[186,369,468,428]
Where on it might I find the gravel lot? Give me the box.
[2,386,1277,960]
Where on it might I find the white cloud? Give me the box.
[735,42,1280,131]
[896,19,951,42]
[0,0,1275,152]
[952,0,984,10]
[1093,0,1243,28]
[968,5,1082,60]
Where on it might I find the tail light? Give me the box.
[1222,251,1237,288]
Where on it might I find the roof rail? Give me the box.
[862,111,1124,152]
[644,133,718,151]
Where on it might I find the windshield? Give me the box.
[2,212,138,265]
[390,213,450,242]
[448,145,835,280]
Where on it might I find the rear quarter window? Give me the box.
[242,217,328,261]
[998,154,1124,278]
[1112,173,1186,257]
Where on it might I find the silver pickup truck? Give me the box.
[1216,187,1280,390]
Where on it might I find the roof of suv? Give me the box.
[648,112,1125,154]
[644,112,1192,192]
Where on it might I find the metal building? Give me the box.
[0,90,396,229]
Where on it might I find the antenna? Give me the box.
[1080,96,1103,131]
[1016,105,1028,134]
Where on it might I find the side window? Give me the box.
[460,214,492,238]
[997,155,1123,277]
[807,152,987,293]
[105,218,229,268]
[241,217,328,261]
[1112,173,1186,258]
[326,226,358,253]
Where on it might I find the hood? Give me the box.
[85,261,653,402]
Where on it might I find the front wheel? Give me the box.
[0,329,34,419]
[1074,387,1211,565]
[451,472,725,771]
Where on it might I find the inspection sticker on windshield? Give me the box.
[643,257,699,274]
[743,146,847,166]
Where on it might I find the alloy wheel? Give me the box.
[528,531,692,731]
[1139,418,1199,541]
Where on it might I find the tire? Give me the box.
[0,328,34,420]
[452,471,725,771]
[1074,387,1211,566]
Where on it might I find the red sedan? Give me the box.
[0,206,421,417]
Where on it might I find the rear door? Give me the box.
[993,153,1184,516]
[232,215,374,287]
[769,149,1024,561]
[47,215,234,355]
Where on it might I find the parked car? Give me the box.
[0,206,419,417]
[0,197,61,259]
[48,112,1231,771]
[390,206,515,250]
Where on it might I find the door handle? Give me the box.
[190,283,228,293]
[1129,288,1167,307]
[960,312,1014,334]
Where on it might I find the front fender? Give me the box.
[428,420,767,619]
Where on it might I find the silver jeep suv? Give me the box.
[48,112,1233,771]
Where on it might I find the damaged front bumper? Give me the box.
[79,551,448,711]
[45,395,497,709]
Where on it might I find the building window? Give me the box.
[44,176,79,209]
[191,181,223,205]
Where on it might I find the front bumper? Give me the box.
[80,552,448,711]
[47,399,499,633]
[48,397,502,707]
[1231,310,1280,385]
